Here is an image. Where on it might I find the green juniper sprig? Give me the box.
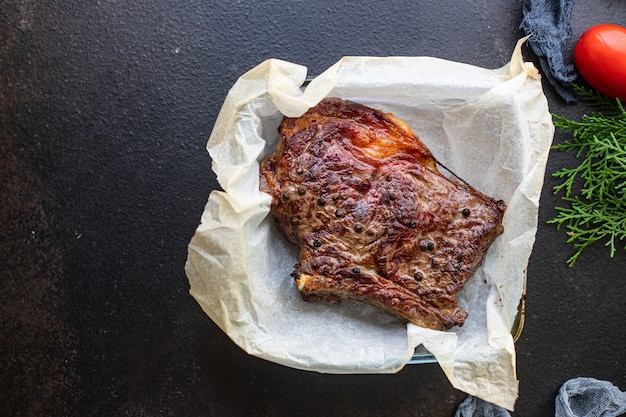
[549,85,626,266]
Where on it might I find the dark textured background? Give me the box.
[1,1,625,416]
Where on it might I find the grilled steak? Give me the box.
[259,98,506,330]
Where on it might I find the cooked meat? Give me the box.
[259,97,506,330]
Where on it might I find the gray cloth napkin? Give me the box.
[556,377,626,417]
[456,378,626,417]
[455,396,512,417]
[519,0,579,102]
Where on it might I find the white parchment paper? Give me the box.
[185,38,554,410]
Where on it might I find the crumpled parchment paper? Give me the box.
[185,38,554,411]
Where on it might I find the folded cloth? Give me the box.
[519,0,579,102]
[455,396,511,417]
[555,377,626,417]
[457,378,626,416]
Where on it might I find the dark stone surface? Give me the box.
[1,1,624,416]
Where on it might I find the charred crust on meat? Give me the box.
[260,97,506,331]
[384,191,397,202]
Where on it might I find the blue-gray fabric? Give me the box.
[456,378,626,416]
[555,377,626,417]
[520,0,579,102]
[454,396,511,417]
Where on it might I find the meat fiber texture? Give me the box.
[185,37,553,411]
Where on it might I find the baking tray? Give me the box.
[301,76,526,365]
[295,77,528,365]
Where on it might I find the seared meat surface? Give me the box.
[260,98,505,330]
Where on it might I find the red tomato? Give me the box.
[574,23,626,101]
